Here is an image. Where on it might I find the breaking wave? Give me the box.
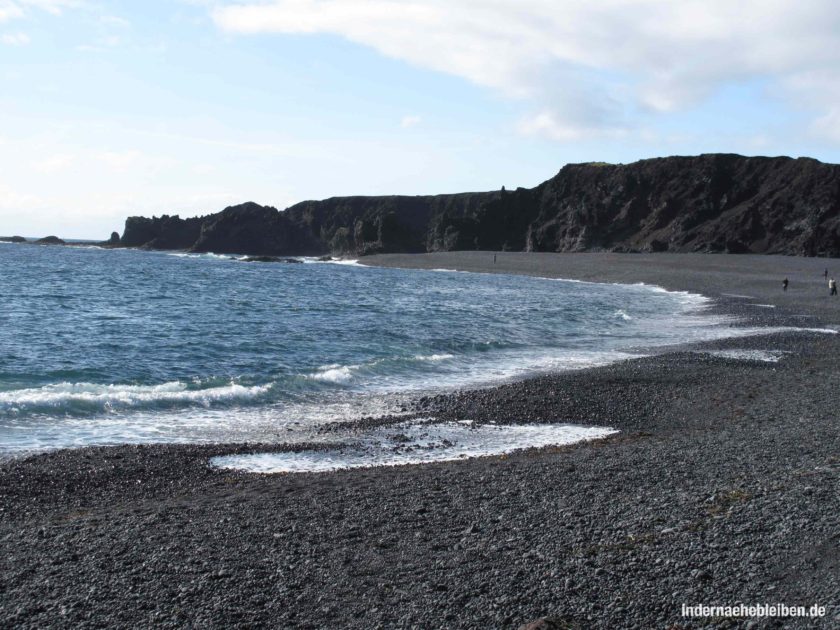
[0,380,272,415]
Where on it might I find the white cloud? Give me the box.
[1,31,28,44]
[20,0,81,16]
[212,0,840,142]
[32,153,74,173]
[518,111,628,142]
[95,150,180,173]
[0,3,24,23]
[0,0,82,24]
[810,108,840,144]
[191,163,216,175]
[400,115,421,128]
[99,15,129,28]
[0,181,44,210]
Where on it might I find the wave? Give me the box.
[308,353,455,385]
[167,252,234,261]
[413,353,455,362]
[308,364,358,383]
[614,309,632,321]
[0,380,272,414]
[299,257,363,266]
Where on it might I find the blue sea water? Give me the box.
[0,242,762,459]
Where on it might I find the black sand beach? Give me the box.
[2,252,839,629]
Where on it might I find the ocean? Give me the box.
[0,243,798,470]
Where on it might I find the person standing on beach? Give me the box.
[830,278,837,296]
[783,278,789,291]
[494,254,497,264]
[825,268,829,280]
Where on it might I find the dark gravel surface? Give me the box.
[2,252,839,629]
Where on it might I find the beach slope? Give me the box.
[1,252,838,629]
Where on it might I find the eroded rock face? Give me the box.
[190,202,324,256]
[522,154,840,255]
[114,154,840,257]
[120,215,204,250]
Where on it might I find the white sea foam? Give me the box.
[762,326,837,335]
[308,364,357,383]
[211,421,618,473]
[334,259,363,266]
[301,257,363,266]
[402,350,643,393]
[413,353,455,362]
[614,309,633,321]
[0,380,271,411]
[308,354,454,385]
[752,304,777,308]
[167,252,233,261]
[701,349,788,363]
[0,391,413,458]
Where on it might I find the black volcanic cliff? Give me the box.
[119,154,840,257]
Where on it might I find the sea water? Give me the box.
[0,243,827,468]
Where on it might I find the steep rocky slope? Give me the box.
[118,154,840,257]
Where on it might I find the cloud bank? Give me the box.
[212,0,840,141]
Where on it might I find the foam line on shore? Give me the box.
[211,421,618,473]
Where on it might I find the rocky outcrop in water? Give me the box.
[119,215,204,250]
[35,236,66,245]
[117,154,840,257]
[0,236,27,243]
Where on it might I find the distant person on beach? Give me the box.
[830,278,837,296]
[783,278,789,291]
[493,254,497,264]
[825,268,829,280]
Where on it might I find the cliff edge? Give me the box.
[119,154,840,257]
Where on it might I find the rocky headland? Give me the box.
[117,153,840,257]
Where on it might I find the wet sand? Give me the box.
[1,252,839,629]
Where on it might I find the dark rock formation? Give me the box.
[0,236,26,243]
[116,154,840,257]
[120,214,204,250]
[95,232,122,248]
[521,154,840,256]
[191,202,324,256]
[35,236,65,245]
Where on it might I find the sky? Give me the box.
[3,1,840,238]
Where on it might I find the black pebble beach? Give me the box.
[1,252,838,629]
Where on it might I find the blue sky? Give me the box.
[3,1,840,238]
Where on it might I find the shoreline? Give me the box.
[2,252,838,628]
